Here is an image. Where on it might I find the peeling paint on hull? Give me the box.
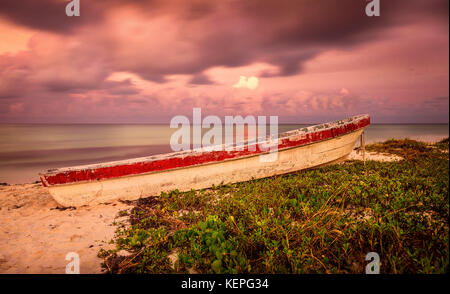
[40,114,370,207]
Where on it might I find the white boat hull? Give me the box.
[48,129,363,207]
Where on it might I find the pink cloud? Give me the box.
[9,102,24,114]
[0,0,448,123]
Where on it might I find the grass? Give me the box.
[99,138,449,274]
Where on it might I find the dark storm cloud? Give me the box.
[189,73,215,85]
[104,79,141,96]
[0,0,96,32]
[0,0,164,33]
[1,0,447,81]
[131,0,449,80]
[45,77,141,96]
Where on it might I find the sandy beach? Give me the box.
[0,183,131,274]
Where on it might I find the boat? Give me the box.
[39,114,370,207]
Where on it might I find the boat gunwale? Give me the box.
[40,114,370,186]
[43,127,366,188]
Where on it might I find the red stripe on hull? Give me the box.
[41,116,370,186]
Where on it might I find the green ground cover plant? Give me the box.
[99,138,449,274]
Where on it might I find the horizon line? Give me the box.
[0,122,449,125]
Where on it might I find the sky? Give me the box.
[0,0,448,124]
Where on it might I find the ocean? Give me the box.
[0,124,448,184]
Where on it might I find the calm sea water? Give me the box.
[0,124,448,184]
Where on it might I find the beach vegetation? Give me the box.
[99,138,449,274]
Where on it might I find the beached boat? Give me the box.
[40,114,370,207]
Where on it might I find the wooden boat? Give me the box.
[40,114,370,207]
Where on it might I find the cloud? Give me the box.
[0,0,448,123]
[423,96,449,108]
[189,73,215,85]
[1,0,448,83]
[9,102,24,113]
[233,76,259,90]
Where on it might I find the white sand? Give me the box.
[0,183,131,274]
[347,149,403,162]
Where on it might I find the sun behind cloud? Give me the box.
[233,76,259,90]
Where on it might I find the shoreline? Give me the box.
[1,134,448,185]
[0,137,445,186]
